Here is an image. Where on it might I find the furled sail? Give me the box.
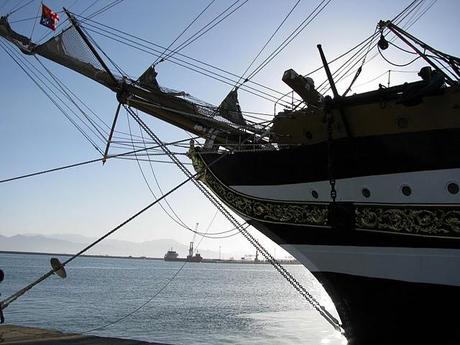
[218,89,246,126]
[138,65,160,91]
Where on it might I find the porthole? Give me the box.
[361,188,371,198]
[401,185,412,196]
[311,190,319,199]
[397,117,408,129]
[447,182,459,195]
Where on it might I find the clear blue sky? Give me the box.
[1,0,459,258]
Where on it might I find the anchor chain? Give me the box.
[326,107,337,204]
[127,107,343,333]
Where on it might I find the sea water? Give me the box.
[0,253,346,344]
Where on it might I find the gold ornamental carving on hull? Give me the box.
[189,148,328,226]
[205,165,329,226]
[190,148,460,237]
[355,207,460,237]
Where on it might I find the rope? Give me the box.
[126,110,192,232]
[29,1,41,40]
[87,0,125,20]
[132,115,241,239]
[34,56,108,143]
[0,141,190,184]
[307,0,430,96]
[7,0,35,16]
[245,0,333,82]
[378,46,421,67]
[5,37,171,153]
[83,260,189,333]
[77,15,298,106]
[153,0,216,65]
[36,0,125,45]
[82,209,222,333]
[236,0,302,87]
[0,172,197,311]
[159,0,248,63]
[126,106,343,332]
[0,41,104,154]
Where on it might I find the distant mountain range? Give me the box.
[0,233,221,259]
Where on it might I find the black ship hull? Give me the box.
[191,126,460,344]
[250,219,460,345]
[315,271,460,345]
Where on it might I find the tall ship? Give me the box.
[0,2,459,344]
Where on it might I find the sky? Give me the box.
[0,0,459,259]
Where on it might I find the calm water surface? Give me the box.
[0,253,346,344]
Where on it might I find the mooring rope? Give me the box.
[0,173,197,312]
[126,106,344,333]
[81,210,222,333]
[0,107,342,333]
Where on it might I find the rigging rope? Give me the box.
[0,41,104,154]
[34,56,108,142]
[244,0,333,82]
[87,0,125,20]
[36,0,125,45]
[126,106,343,332]
[81,209,226,333]
[378,46,421,67]
[316,0,435,95]
[126,110,192,233]
[235,0,302,87]
[2,20,340,331]
[0,139,196,184]
[159,0,248,63]
[153,0,216,65]
[0,172,197,311]
[77,15,299,107]
[28,1,40,39]
[0,110,248,313]
[7,0,35,16]
[292,0,428,97]
[128,111,241,238]
[4,34,162,153]
[84,25,292,108]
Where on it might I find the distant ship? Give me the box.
[186,242,202,262]
[186,252,203,262]
[163,242,202,262]
[163,249,180,261]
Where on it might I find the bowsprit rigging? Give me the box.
[0,9,271,150]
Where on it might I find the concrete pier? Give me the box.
[0,325,169,344]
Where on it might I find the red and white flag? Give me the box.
[40,4,59,31]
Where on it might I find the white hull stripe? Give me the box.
[232,168,460,203]
[282,244,460,286]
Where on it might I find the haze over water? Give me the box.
[0,253,346,344]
